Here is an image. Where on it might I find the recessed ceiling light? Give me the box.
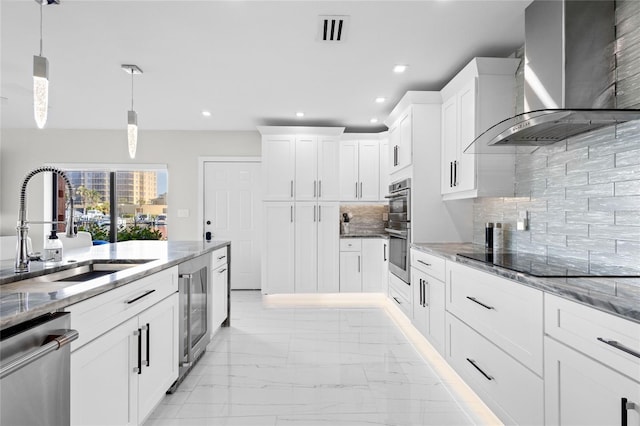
[202,110,212,117]
[393,65,407,73]
[296,112,305,117]
[370,118,379,124]
[375,97,386,103]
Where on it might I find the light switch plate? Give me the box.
[517,210,529,231]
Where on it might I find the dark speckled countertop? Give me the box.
[341,232,389,239]
[0,240,229,330]
[412,242,640,324]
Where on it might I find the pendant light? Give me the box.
[33,0,59,129]
[121,64,143,159]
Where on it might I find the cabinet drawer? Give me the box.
[340,238,361,252]
[411,249,445,281]
[67,266,178,351]
[447,313,544,426]
[389,271,411,302]
[545,293,640,381]
[446,261,543,374]
[389,283,411,319]
[211,246,228,270]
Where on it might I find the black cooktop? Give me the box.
[456,251,640,278]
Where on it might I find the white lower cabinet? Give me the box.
[544,293,640,425]
[545,337,640,426]
[411,267,445,355]
[211,261,229,329]
[339,238,386,292]
[262,202,295,294]
[446,313,544,425]
[71,293,179,426]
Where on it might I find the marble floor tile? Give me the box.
[143,290,499,426]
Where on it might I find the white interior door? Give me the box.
[204,161,261,290]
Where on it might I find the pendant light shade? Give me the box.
[127,110,138,159]
[122,64,143,159]
[33,55,49,129]
[33,0,58,128]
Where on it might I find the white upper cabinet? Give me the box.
[440,57,520,200]
[378,136,389,199]
[339,137,380,202]
[259,127,344,202]
[262,135,295,200]
[387,109,412,173]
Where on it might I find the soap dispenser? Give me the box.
[44,230,63,262]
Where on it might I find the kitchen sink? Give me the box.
[1,259,154,293]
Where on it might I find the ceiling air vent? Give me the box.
[318,15,349,43]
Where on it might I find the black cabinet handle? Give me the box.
[466,358,493,381]
[622,398,628,426]
[419,278,423,307]
[466,296,495,310]
[125,289,156,305]
[145,323,150,367]
[597,338,640,359]
[423,280,428,307]
[450,162,453,187]
[383,244,387,262]
[453,160,458,186]
[417,260,432,267]
[135,328,142,375]
[393,296,401,305]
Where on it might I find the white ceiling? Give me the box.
[1,0,531,132]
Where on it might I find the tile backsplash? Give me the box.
[473,0,640,270]
[340,204,388,234]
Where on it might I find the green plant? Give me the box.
[117,225,163,241]
[78,222,109,241]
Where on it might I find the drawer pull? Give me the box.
[466,358,493,381]
[218,268,227,274]
[393,297,401,305]
[621,397,638,426]
[217,255,226,260]
[466,296,494,310]
[417,260,432,267]
[125,289,156,305]
[597,338,640,359]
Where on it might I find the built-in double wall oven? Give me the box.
[385,178,411,284]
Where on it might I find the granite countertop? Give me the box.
[0,240,230,330]
[341,232,389,239]
[411,242,640,324]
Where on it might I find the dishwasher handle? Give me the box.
[0,329,79,379]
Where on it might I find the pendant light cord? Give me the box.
[39,1,43,56]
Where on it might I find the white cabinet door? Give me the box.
[318,137,341,201]
[339,141,359,201]
[411,267,429,336]
[379,138,389,200]
[545,337,640,426]
[398,111,412,170]
[71,317,138,426]
[362,239,383,292]
[212,262,228,329]
[388,125,400,170]
[456,78,477,192]
[262,136,295,200]
[339,251,362,292]
[358,141,380,201]
[138,294,179,423]
[295,202,318,293]
[317,202,340,293]
[428,278,445,354]
[263,202,295,294]
[441,96,458,194]
[295,135,318,201]
[382,240,389,294]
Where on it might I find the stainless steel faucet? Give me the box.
[15,166,77,272]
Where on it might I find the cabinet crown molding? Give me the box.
[257,126,345,136]
[385,91,441,126]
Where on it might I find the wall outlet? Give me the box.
[177,209,190,218]
[517,210,529,231]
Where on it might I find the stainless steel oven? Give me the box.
[169,253,211,392]
[385,178,411,284]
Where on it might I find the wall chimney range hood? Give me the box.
[467,0,640,154]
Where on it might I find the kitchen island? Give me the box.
[0,240,230,330]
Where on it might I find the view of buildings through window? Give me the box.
[62,169,168,242]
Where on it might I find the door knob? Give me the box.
[205,231,212,241]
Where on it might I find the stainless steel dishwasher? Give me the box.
[0,312,78,426]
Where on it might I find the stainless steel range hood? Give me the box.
[467,0,640,154]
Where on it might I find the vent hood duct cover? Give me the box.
[467,0,640,154]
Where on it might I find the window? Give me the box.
[51,164,168,243]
